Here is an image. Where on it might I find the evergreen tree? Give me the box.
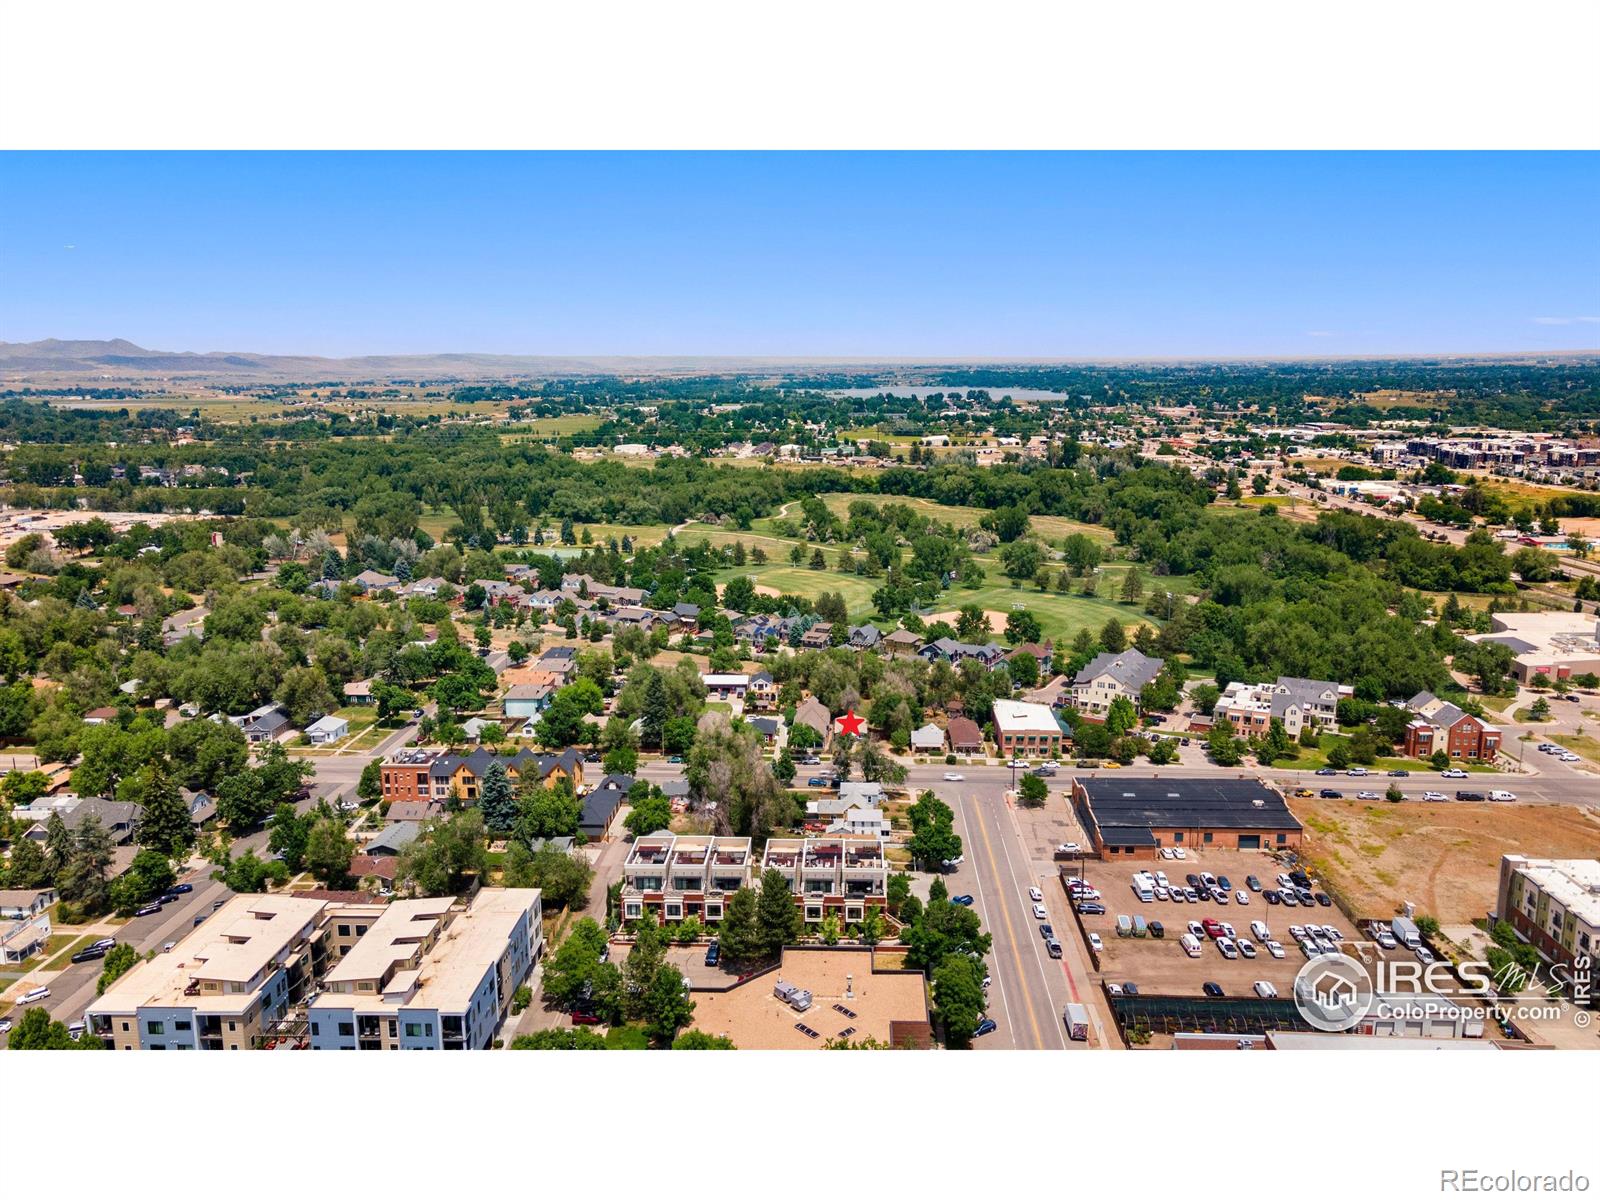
[718,886,762,964]
[755,867,801,959]
[136,765,195,857]
[478,760,518,834]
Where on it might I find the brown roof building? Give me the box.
[946,716,984,753]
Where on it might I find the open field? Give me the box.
[710,565,880,617]
[935,584,1158,642]
[1295,797,1600,925]
[818,492,1114,544]
[500,414,603,438]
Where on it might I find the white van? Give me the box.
[18,985,51,1005]
[1180,933,1202,958]
[1489,790,1517,802]
[1250,920,1270,942]
[1132,879,1155,903]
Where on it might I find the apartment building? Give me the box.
[991,699,1068,758]
[1402,692,1502,761]
[1070,648,1164,719]
[1214,676,1350,738]
[1495,856,1600,987]
[379,746,584,805]
[87,895,332,1049]
[620,834,753,924]
[309,889,543,1050]
[761,835,888,925]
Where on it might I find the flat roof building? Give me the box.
[308,889,542,1051]
[1073,776,1303,860]
[1495,855,1600,984]
[990,699,1067,759]
[88,894,333,1050]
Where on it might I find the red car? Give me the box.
[571,1010,603,1026]
[1202,918,1226,940]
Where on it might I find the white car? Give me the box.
[1028,886,1043,903]
[1088,932,1103,953]
[1356,791,1380,800]
[1056,842,1081,855]
[942,856,964,869]
[0,1017,11,1034]
[1265,940,1286,959]
[1160,847,1177,859]
[1216,937,1239,959]
[17,986,50,1005]
[1254,981,1279,999]
[1032,903,1049,920]
[1441,768,1468,779]
[1237,937,1258,958]
[1415,946,1435,965]
[1250,920,1270,941]
[1154,871,1170,888]
[1009,759,1028,769]
[1422,790,1447,802]
[943,772,965,782]
[1234,889,1249,905]
[1172,847,1186,859]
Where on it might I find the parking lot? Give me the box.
[1059,849,1345,1001]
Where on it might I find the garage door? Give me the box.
[1237,835,1261,850]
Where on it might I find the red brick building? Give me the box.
[1402,694,1501,761]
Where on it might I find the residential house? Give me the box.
[1007,641,1054,677]
[919,638,1006,668]
[379,747,585,806]
[83,706,119,726]
[305,715,349,745]
[343,678,376,705]
[0,887,57,920]
[800,622,833,649]
[702,673,750,702]
[352,570,401,594]
[580,774,630,840]
[746,716,782,745]
[745,671,777,711]
[161,605,208,647]
[670,602,700,633]
[793,697,831,742]
[910,723,946,753]
[847,625,882,652]
[882,630,922,658]
[946,716,984,754]
[503,682,555,720]
[363,821,421,858]
[235,702,292,745]
[1069,648,1164,720]
[0,911,51,965]
[385,800,442,824]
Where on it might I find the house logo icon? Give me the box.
[1293,956,1374,1032]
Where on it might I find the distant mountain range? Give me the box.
[2,338,1592,386]
[0,338,952,384]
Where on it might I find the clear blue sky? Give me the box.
[3,152,1596,358]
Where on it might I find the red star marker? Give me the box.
[838,708,865,737]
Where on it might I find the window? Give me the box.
[1202,832,1213,844]
[1276,833,1287,845]
[405,1022,426,1038]
[624,901,642,920]
[338,1022,354,1037]
[311,1023,320,1036]
[1173,832,1184,843]
[338,924,351,937]
[174,1020,191,1031]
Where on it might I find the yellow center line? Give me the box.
[970,791,1045,1049]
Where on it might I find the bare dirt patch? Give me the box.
[1297,798,1600,925]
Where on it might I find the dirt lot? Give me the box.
[1298,798,1600,926]
[1063,850,1318,999]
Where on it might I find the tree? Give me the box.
[303,816,356,888]
[111,847,177,914]
[1147,736,1177,765]
[1004,610,1042,645]
[672,1030,735,1049]
[755,867,802,957]
[1386,782,1404,802]
[1206,717,1243,767]
[3,836,50,888]
[96,943,140,994]
[1326,740,1352,770]
[543,918,622,1018]
[640,963,696,1044]
[1257,718,1295,766]
[267,802,313,872]
[58,816,115,914]
[357,760,384,804]
[511,1028,609,1050]
[503,840,577,905]
[625,792,673,840]
[1099,618,1127,653]
[1105,695,1138,738]
[956,605,990,642]
[907,790,963,868]
[718,885,763,964]
[1001,540,1042,584]
[135,765,194,858]
[6,1006,106,1050]
[478,761,518,835]
[1018,774,1048,807]
[1120,568,1145,604]
[396,810,488,896]
[933,955,986,1048]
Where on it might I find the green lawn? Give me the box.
[711,564,881,618]
[817,492,1114,544]
[936,583,1160,642]
[1281,732,1496,773]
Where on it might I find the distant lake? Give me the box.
[823,386,1072,402]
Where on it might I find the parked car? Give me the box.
[1077,902,1106,915]
[71,945,109,964]
[974,1017,998,1037]
[704,940,721,967]
[1245,875,1262,891]
[1046,938,1063,959]
[1056,842,1082,855]
[18,986,51,1005]
[1087,932,1104,953]
[571,1008,603,1026]
[1032,903,1048,920]
[1039,924,1054,940]
[1234,890,1250,905]
[1319,788,1343,798]
[943,772,965,782]
[1029,886,1043,902]
[1203,982,1225,997]
[1264,889,1281,905]
[134,901,163,917]
[1266,939,1286,959]
[1314,893,1332,907]
[951,894,975,906]
[1254,981,1279,998]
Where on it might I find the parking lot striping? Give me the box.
[982,792,1070,1050]
[964,789,1053,1050]
[947,788,1021,1048]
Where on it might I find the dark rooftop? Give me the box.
[1077,777,1302,832]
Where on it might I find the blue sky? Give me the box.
[2,152,1596,358]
